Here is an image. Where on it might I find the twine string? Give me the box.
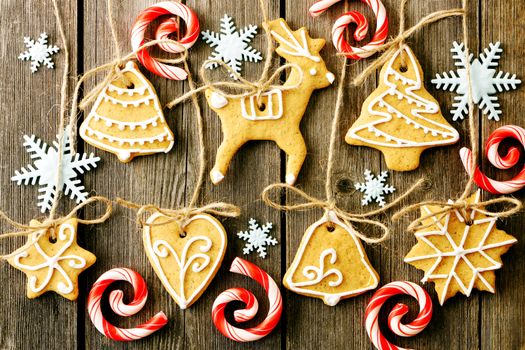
[0,197,113,259]
[393,0,523,230]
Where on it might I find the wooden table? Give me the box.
[1,0,524,349]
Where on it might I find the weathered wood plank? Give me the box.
[81,0,185,348]
[185,1,282,349]
[481,1,525,349]
[0,0,78,349]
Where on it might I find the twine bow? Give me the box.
[262,181,425,244]
[0,197,113,259]
[117,199,240,228]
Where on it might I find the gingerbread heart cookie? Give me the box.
[143,213,227,309]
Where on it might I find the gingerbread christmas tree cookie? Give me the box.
[80,61,174,162]
[283,210,379,306]
[7,218,96,300]
[345,45,459,171]
[404,191,517,305]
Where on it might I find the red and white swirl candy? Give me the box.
[460,125,525,194]
[212,258,282,342]
[131,1,200,80]
[365,281,433,350]
[309,0,388,59]
[87,268,168,342]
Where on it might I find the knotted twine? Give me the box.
[261,0,489,243]
[74,0,240,227]
[391,0,522,231]
[165,0,304,110]
[0,0,113,259]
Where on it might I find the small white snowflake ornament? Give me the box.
[355,169,395,207]
[18,32,60,73]
[432,41,521,121]
[237,218,278,258]
[11,128,100,212]
[202,14,262,78]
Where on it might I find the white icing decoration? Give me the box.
[79,62,174,156]
[404,191,517,305]
[270,21,321,62]
[293,248,343,288]
[12,223,86,294]
[210,91,229,109]
[285,210,379,305]
[241,89,283,120]
[143,213,227,309]
[346,45,460,148]
[309,68,317,76]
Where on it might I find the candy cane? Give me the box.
[212,258,282,342]
[87,268,168,342]
[365,281,433,350]
[460,125,525,194]
[309,0,388,59]
[131,1,200,80]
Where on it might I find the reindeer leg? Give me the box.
[211,136,246,184]
[275,131,307,185]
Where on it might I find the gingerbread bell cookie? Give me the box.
[7,218,96,300]
[283,210,379,306]
[205,18,335,185]
[404,191,517,305]
[79,61,174,162]
[345,45,459,171]
[143,213,227,309]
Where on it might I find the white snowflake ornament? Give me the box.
[11,128,100,212]
[432,41,521,121]
[202,14,262,79]
[354,169,395,207]
[18,32,60,73]
[237,218,278,258]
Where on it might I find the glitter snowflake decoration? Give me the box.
[432,41,521,121]
[11,128,100,212]
[18,32,60,73]
[354,169,395,207]
[404,191,517,305]
[202,14,262,78]
[237,218,278,258]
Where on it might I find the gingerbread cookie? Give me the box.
[7,218,96,300]
[283,210,379,306]
[404,191,517,305]
[205,18,335,185]
[79,61,174,162]
[345,45,459,171]
[143,213,227,309]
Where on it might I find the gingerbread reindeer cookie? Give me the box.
[205,18,334,185]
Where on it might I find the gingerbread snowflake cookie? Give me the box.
[80,61,174,162]
[7,218,96,300]
[284,211,379,306]
[404,191,517,305]
[345,45,459,171]
[143,213,227,309]
[205,18,335,185]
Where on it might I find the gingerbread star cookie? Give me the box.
[404,191,517,305]
[7,218,96,300]
[345,45,459,171]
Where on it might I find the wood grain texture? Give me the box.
[0,0,524,349]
